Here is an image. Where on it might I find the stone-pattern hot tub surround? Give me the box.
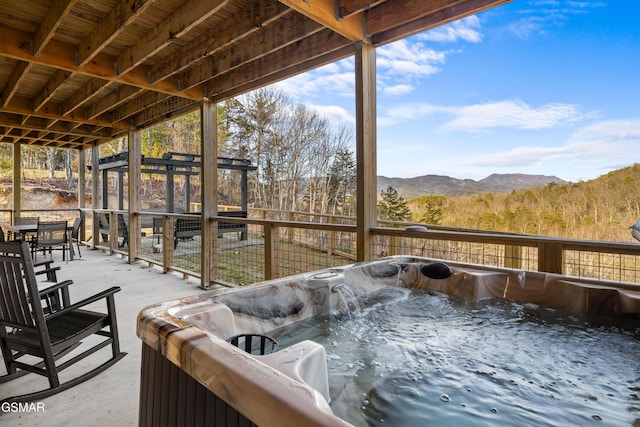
[137,257,640,427]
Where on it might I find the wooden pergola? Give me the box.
[0,0,511,287]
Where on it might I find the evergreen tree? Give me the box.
[377,185,411,221]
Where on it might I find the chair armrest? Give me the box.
[38,280,73,297]
[45,286,122,320]
[33,260,55,268]
[35,266,61,278]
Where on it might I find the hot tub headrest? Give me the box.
[420,262,453,280]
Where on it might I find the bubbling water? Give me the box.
[272,289,640,427]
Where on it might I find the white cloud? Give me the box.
[419,16,482,43]
[461,119,640,169]
[304,103,355,124]
[377,40,447,78]
[442,100,585,131]
[509,0,606,39]
[379,99,588,130]
[382,84,414,96]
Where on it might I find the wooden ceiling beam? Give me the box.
[60,79,112,116]
[148,0,291,84]
[1,61,33,108]
[0,26,205,100]
[115,0,229,76]
[110,92,171,124]
[84,85,143,120]
[368,0,511,44]
[33,0,79,56]
[76,0,155,67]
[202,29,352,100]
[0,113,115,139]
[181,13,325,91]
[211,44,354,103]
[334,0,386,18]
[2,96,130,130]
[279,0,368,42]
[131,96,199,129]
[33,69,74,112]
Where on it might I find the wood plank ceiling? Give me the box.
[0,0,510,150]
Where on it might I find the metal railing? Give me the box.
[82,208,640,288]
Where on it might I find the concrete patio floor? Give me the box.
[0,247,210,426]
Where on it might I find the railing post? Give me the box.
[388,235,398,256]
[503,245,522,269]
[109,211,118,253]
[327,217,336,257]
[128,129,141,262]
[163,215,174,273]
[264,223,276,280]
[538,242,563,274]
[287,212,294,243]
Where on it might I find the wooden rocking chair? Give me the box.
[0,240,126,403]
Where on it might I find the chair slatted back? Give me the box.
[14,217,39,226]
[0,241,45,332]
[37,220,68,246]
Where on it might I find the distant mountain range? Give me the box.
[377,173,567,199]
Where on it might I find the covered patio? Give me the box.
[0,0,512,288]
[12,0,639,426]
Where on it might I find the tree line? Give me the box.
[406,164,640,243]
[4,85,637,244]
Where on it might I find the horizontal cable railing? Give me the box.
[83,208,640,287]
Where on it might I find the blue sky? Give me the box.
[276,0,640,183]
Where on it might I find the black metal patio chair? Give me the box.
[0,240,126,403]
[32,220,69,262]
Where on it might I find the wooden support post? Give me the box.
[91,144,100,248]
[109,211,118,253]
[12,143,20,222]
[538,242,563,274]
[200,101,218,289]
[355,42,377,262]
[128,129,141,262]
[162,215,174,273]
[264,222,276,280]
[327,216,336,257]
[503,245,522,269]
[388,236,398,256]
[78,149,86,241]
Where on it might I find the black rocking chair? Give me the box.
[0,240,126,403]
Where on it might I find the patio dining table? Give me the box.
[5,223,76,261]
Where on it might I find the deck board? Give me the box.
[0,248,210,426]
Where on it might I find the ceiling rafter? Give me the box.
[76,0,155,67]
[368,0,510,44]
[4,96,129,131]
[203,29,352,101]
[0,25,205,100]
[33,69,74,112]
[279,0,368,42]
[84,85,144,120]
[114,0,229,76]
[1,61,33,108]
[60,79,112,116]
[32,0,79,56]
[180,13,326,92]
[148,0,291,84]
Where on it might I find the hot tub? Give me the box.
[137,257,640,427]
